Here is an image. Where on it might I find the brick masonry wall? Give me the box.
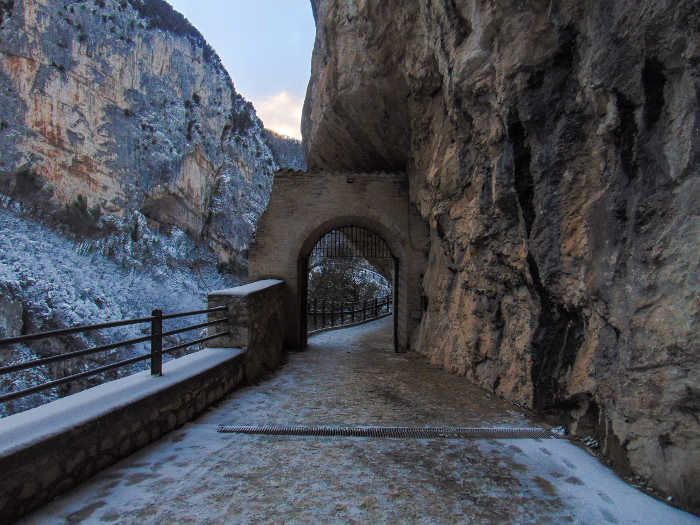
[249,170,428,351]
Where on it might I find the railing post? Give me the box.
[314,298,318,330]
[151,309,162,376]
[374,297,378,318]
[351,301,355,323]
[322,301,326,328]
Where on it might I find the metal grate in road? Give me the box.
[216,424,557,439]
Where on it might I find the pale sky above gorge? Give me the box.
[165,1,315,139]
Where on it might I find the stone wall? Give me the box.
[248,170,428,351]
[208,279,286,380]
[0,279,286,522]
[303,0,699,511]
[0,350,245,522]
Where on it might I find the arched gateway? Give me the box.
[300,224,397,349]
[249,170,427,352]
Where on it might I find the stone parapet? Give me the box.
[208,279,286,381]
[0,279,286,522]
[0,349,245,522]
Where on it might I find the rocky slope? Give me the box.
[265,129,307,172]
[0,202,236,417]
[0,0,276,266]
[0,0,289,415]
[303,0,699,512]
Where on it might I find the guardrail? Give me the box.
[307,294,392,333]
[0,306,230,404]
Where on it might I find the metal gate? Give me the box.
[300,226,398,352]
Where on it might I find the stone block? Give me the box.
[208,280,287,383]
[38,464,61,489]
[18,481,37,500]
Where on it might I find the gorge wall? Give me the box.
[0,0,311,416]
[303,0,699,511]
[0,0,277,266]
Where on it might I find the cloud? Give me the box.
[255,91,304,140]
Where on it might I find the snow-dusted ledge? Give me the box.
[210,278,284,296]
[0,279,287,522]
[0,348,244,458]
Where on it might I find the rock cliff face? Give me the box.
[0,0,275,263]
[304,0,699,511]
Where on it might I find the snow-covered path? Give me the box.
[20,318,699,524]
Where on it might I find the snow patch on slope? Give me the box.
[0,203,236,417]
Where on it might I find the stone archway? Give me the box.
[249,170,427,351]
[298,223,399,351]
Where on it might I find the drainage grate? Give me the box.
[216,424,556,439]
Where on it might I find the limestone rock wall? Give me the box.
[0,0,276,262]
[303,0,699,511]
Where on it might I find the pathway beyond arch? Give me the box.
[21,318,697,524]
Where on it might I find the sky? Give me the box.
[165,1,316,139]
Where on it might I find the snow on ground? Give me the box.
[19,318,699,524]
[0,203,237,416]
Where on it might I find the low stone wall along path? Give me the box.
[20,318,699,524]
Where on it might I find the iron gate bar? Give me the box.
[0,352,153,404]
[217,424,557,439]
[0,312,230,376]
[0,334,153,376]
[162,305,227,320]
[160,318,228,338]
[307,295,392,333]
[0,315,155,346]
[0,330,231,404]
[311,226,392,259]
[0,305,232,405]
[161,330,230,355]
[0,306,228,348]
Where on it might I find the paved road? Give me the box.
[21,318,699,524]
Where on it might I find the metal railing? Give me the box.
[0,306,230,404]
[307,294,392,333]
